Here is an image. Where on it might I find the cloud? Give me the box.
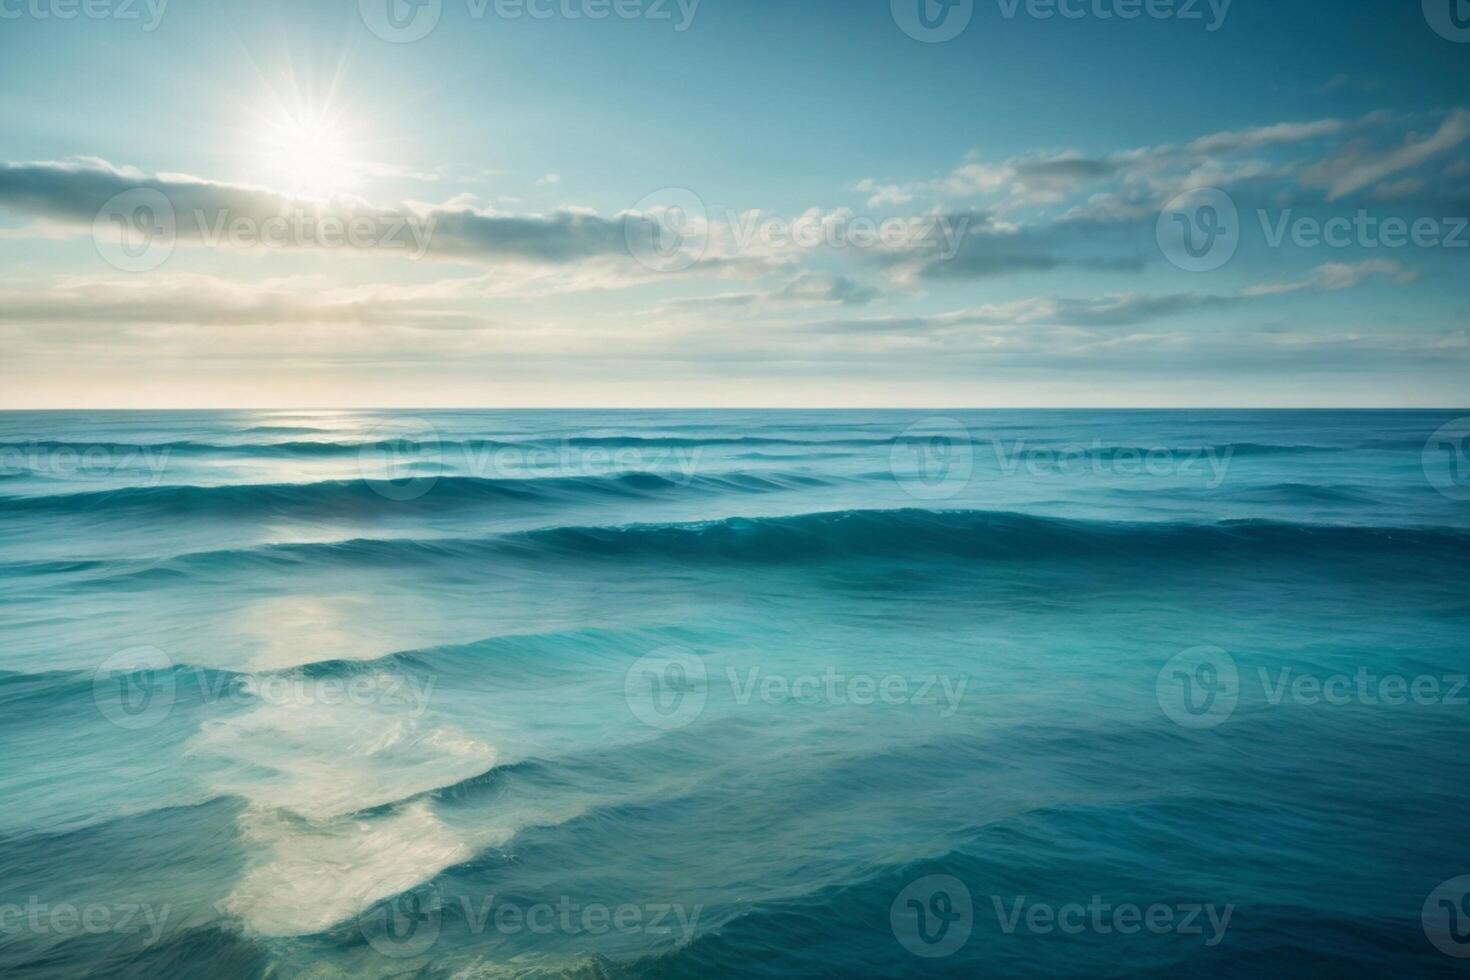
[879,211,1146,283]
[1365,177,1428,202]
[943,153,1124,205]
[1302,109,1470,201]
[869,110,1466,230]
[808,292,1236,334]
[785,309,1467,376]
[664,273,878,313]
[852,178,915,208]
[1240,260,1420,297]
[812,259,1417,336]
[1187,119,1347,156]
[867,116,1360,216]
[854,151,1127,213]
[1316,74,1385,95]
[0,274,496,329]
[0,158,683,269]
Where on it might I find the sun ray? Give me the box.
[227,48,372,201]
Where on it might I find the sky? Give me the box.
[0,0,1467,407]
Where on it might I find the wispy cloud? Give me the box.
[1301,109,1470,201]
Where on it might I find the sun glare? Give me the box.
[255,108,358,199]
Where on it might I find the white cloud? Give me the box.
[1304,109,1470,200]
[1241,260,1420,297]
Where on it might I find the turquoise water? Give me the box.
[2,410,1469,977]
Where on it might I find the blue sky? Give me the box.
[1,0,1467,406]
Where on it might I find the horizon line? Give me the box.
[1,406,1467,413]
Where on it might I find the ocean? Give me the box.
[1,409,1468,977]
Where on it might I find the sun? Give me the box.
[254,107,358,199]
[232,57,389,201]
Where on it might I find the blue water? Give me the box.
[2,410,1468,977]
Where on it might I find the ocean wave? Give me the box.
[975,442,1340,460]
[0,433,1427,459]
[0,663,240,717]
[0,622,671,706]
[0,438,524,460]
[491,508,1470,565]
[239,425,331,434]
[0,433,887,460]
[554,435,892,448]
[53,509,1470,587]
[188,694,496,822]
[0,470,827,517]
[218,800,478,938]
[1224,482,1383,505]
[1103,482,1386,506]
[191,673,503,938]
